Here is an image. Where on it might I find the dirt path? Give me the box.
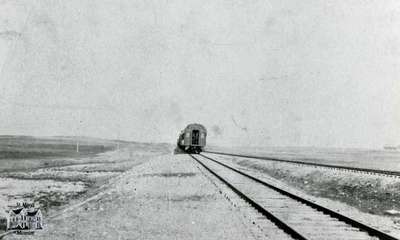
[5,154,260,240]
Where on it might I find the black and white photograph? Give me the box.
[0,0,399,239]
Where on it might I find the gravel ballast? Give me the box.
[5,153,260,240]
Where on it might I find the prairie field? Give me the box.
[0,136,170,232]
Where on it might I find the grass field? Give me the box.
[0,136,171,232]
[0,135,116,159]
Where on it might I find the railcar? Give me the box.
[177,123,207,153]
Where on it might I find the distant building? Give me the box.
[7,203,43,232]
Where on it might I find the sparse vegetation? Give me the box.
[235,159,400,216]
[0,136,171,223]
[0,136,117,160]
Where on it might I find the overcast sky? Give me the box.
[0,0,399,148]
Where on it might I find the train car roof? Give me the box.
[183,123,207,133]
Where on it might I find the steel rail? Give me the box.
[199,153,399,240]
[189,154,309,240]
[204,150,400,177]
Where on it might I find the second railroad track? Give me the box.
[190,153,398,240]
[204,150,400,178]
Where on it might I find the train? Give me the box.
[177,123,207,153]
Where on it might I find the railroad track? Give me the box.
[190,153,398,240]
[205,150,400,178]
